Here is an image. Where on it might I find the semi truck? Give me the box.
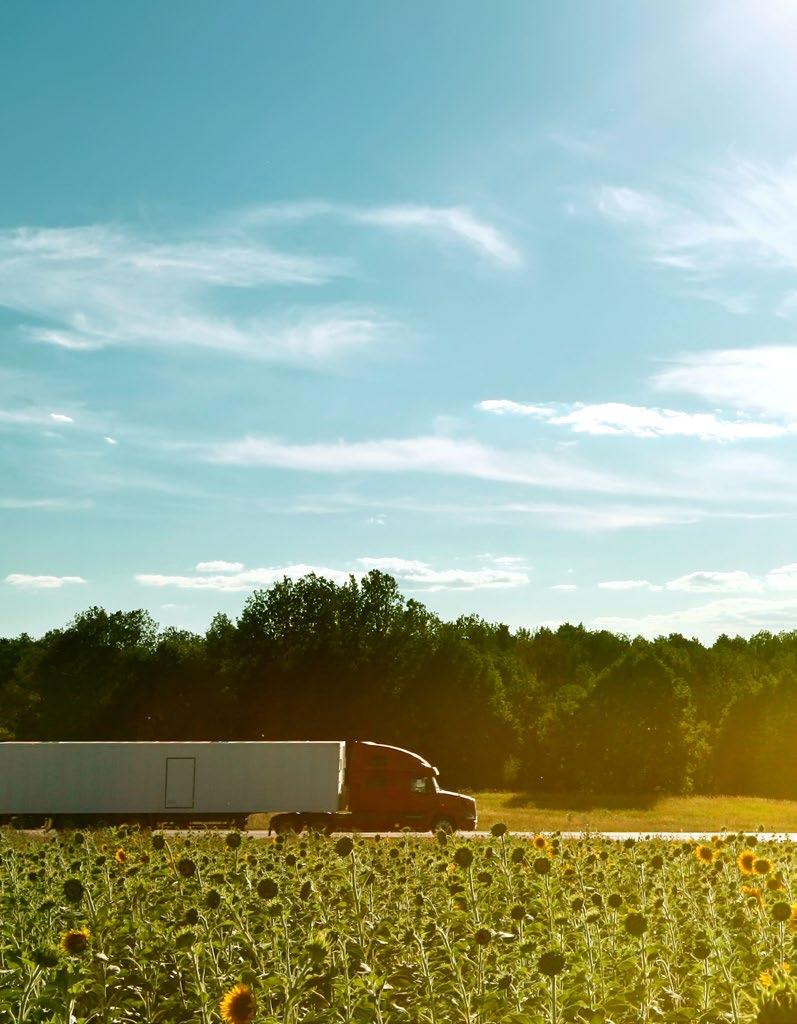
[0,739,477,833]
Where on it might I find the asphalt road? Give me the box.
[198,829,797,841]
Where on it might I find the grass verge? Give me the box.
[470,791,797,832]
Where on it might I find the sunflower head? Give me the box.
[220,983,256,1024]
[60,927,90,956]
[115,849,127,865]
[177,858,196,879]
[695,845,714,864]
[741,884,763,906]
[533,834,548,851]
[755,857,773,876]
[738,849,756,875]
[62,878,84,903]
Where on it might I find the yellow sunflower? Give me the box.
[695,845,714,864]
[60,927,90,956]
[737,849,756,875]
[741,884,763,906]
[115,848,127,865]
[532,834,548,851]
[219,983,257,1024]
[754,857,773,876]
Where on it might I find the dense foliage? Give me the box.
[2,571,797,797]
[1,827,795,1023]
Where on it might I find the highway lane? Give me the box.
[17,829,797,840]
[189,829,797,841]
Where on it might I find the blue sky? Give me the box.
[5,0,797,641]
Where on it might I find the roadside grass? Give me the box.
[470,791,797,832]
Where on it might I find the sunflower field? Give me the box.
[1,827,795,1024]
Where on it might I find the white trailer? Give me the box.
[0,741,345,824]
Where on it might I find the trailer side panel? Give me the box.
[0,742,344,815]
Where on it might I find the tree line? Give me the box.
[1,571,795,798]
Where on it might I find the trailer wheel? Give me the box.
[432,816,456,834]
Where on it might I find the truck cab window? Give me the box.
[410,777,431,794]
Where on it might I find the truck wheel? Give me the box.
[432,817,456,834]
[272,815,302,835]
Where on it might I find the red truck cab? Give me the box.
[270,740,476,834]
[346,741,476,832]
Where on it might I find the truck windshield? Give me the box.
[410,777,436,794]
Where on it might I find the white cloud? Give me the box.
[598,580,654,590]
[355,556,529,591]
[664,570,763,593]
[137,556,530,595]
[49,412,74,424]
[477,399,554,418]
[5,573,86,588]
[104,436,118,445]
[593,595,797,642]
[240,201,522,268]
[478,397,789,441]
[0,221,390,365]
[200,434,627,494]
[551,584,578,591]
[137,564,356,592]
[356,557,428,574]
[653,346,797,420]
[195,560,245,573]
[765,563,797,590]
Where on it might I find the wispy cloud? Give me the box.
[5,573,86,588]
[239,201,523,268]
[652,346,797,421]
[0,497,92,510]
[0,221,389,364]
[199,433,630,494]
[477,398,788,441]
[598,569,763,594]
[353,206,522,267]
[281,491,779,531]
[195,560,244,573]
[592,157,797,310]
